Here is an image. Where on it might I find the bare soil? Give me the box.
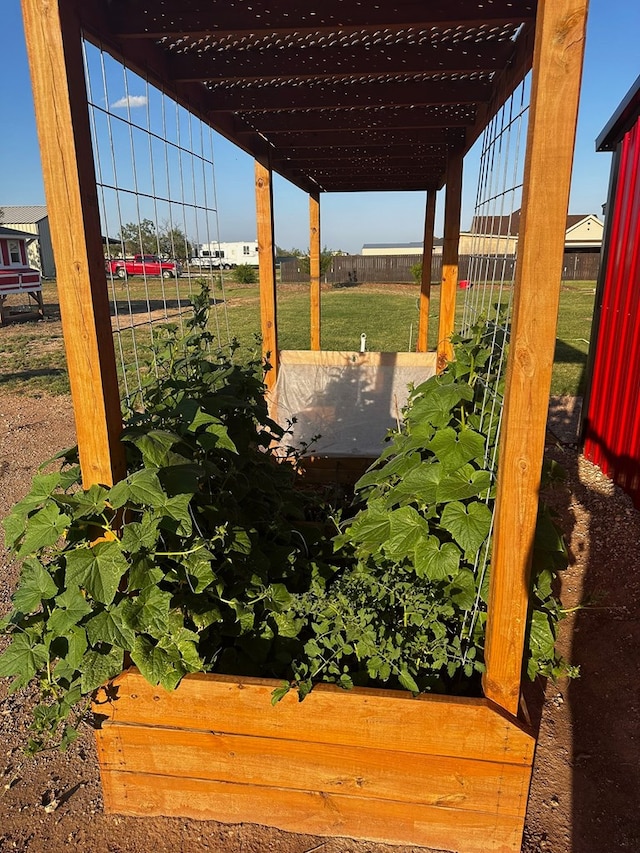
[0,392,638,853]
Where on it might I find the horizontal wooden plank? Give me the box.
[279,349,438,368]
[96,721,531,818]
[98,769,525,853]
[93,671,535,766]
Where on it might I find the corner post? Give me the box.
[255,159,279,392]
[417,188,437,352]
[21,0,125,488]
[483,0,589,716]
[310,192,321,350]
[436,152,463,371]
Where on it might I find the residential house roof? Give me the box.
[468,209,601,236]
[0,225,40,241]
[0,205,48,224]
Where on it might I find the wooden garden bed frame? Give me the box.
[21,2,589,851]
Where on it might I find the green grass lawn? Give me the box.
[0,277,597,398]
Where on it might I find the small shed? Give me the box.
[0,225,44,323]
[582,74,640,507]
[0,205,55,278]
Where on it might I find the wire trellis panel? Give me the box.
[82,37,233,406]
[456,77,531,664]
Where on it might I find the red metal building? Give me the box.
[582,75,640,507]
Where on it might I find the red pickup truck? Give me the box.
[106,254,182,280]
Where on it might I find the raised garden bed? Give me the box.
[94,669,535,853]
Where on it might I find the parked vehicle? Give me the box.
[193,241,259,268]
[187,256,234,270]
[106,254,182,279]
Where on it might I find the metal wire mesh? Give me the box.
[457,77,531,661]
[82,37,233,406]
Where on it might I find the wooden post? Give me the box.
[21,0,125,488]
[310,192,321,350]
[255,159,278,391]
[417,188,437,352]
[483,0,589,717]
[436,153,463,371]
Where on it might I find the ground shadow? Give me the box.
[542,399,640,853]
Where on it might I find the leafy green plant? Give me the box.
[232,263,258,284]
[281,319,576,698]
[0,296,574,751]
[0,287,330,750]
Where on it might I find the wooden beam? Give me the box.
[255,159,278,392]
[208,79,492,113]
[170,42,514,84]
[235,107,475,136]
[21,0,125,488]
[417,189,438,352]
[483,0,589,717]
[436,152,463,371]
[266,128,457,149]
[111,2,535,39]
[309,193,321,351]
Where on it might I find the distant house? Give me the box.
[0,205,55,277]
[361,239,443,256]
[459,210,604,255]
[0,225,44,323]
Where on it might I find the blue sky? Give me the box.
[1,1,639,254]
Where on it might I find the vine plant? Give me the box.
[0,291,575,751]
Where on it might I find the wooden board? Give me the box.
[97,721,532,817]
[483,0,589,716]
[94,670,534,765]
[417,188,437,352]
[436,152,463,371]
[93,670,535,853]
[255,158,279,391]
[97,770,526,853]
[279,350,438,368]
[309,192,321,350]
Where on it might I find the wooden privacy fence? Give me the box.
[281,251,600,284]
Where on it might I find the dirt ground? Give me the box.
[0,392,638,853]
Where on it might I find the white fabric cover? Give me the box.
[272,352,436,457]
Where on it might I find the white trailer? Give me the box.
[192,240,259,268]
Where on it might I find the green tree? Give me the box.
[233,263,258,284]
[297,246,337,277]
[117,219,193,259]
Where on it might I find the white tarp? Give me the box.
[271,351,436,457]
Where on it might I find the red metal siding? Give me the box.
[583,116,640,506]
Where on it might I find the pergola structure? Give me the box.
[21,2,588,850]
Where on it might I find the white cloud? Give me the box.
[110,95,148,109]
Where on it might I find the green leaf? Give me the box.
[407,380,473,429]
[129,430,180,467]
[85,603,136,649]
[414,537,461,580]
[447,569,477,610]
[266,583,293,613]
[47,586,93,636]
[68,484,110,519]
[108,468,167,509]
[435,465,492,504]
[12,558,58,613]
[126,585,172,636]
[528,609,557,660]
[428,427,486,471]
[0,633,49,691]
[80,647,123,693]
[346,501,391,549]
[65,541,129,605]
[203,422,238,453]
[271,682,291,705]
[384,506,429,559]
[398,668,419,693]
[17,502,70,558]
[440,501,492,556]
[131,636,182,690]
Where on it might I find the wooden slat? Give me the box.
[436,152,464,370]
[112,2,535,39]
[93,670,535,766]
[309,193,321,350]
[483,0,589,716]
[21,0,125,488]
[238,108,474,136]
[170,42,514,84]
[97,721,531,817]
[255,159,278,391]
[96,770,525,853]
[279,350,438,368]
[418,188,438,352]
